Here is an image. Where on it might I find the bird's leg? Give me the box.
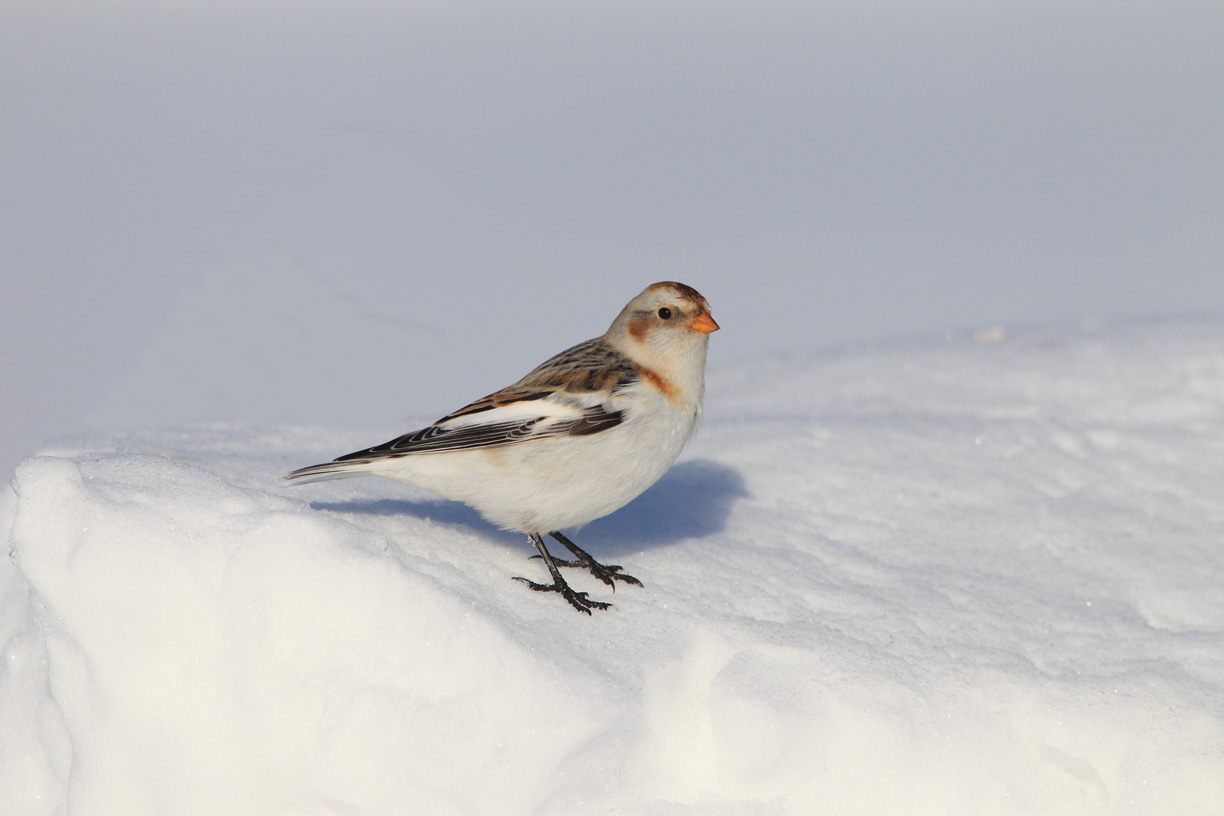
[514,533,612,614]
[545,531,643,590]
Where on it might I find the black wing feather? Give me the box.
[332,407,623,461]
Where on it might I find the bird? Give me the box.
[285,281,719,613]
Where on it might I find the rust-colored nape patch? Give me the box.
[634,363,680,403]
[627,316,651,342]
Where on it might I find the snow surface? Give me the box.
[4,320,1224,815]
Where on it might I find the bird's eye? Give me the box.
[658,307,673,320]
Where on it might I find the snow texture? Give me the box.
[3,320,1224,815]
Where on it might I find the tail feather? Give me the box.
[284,459,378,486]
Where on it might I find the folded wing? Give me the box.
[284,391,625,484]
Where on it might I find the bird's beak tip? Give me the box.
[691,312,720,334]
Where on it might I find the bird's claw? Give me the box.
[528,554,643,590]
[513,576,613,613]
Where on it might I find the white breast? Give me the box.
[371,379,702,533]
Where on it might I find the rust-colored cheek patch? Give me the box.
[635,363,680,403]
[627,317,650,342]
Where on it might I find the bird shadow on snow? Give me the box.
[308,459,746,556]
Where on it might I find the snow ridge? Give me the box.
[3,321,1223,815]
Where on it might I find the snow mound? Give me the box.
[4,321,1224,815]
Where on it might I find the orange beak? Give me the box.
[690,311,720,334]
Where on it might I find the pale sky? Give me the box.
[3,1,1222,476]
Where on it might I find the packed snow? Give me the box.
[5,3,1222,812]
[3,319,1222,815]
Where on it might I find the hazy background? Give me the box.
[3,0,1222,478]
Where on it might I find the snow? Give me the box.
[5,4,1222,811]
[4,320,1223,815]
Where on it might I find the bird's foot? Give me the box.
[544,531,644,590]
[530,554,643,590]
[512,576,612,614]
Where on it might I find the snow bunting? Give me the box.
[286,282,719,613]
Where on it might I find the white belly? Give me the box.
[373,396,700,533]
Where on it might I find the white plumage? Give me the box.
[287,281,719,612]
